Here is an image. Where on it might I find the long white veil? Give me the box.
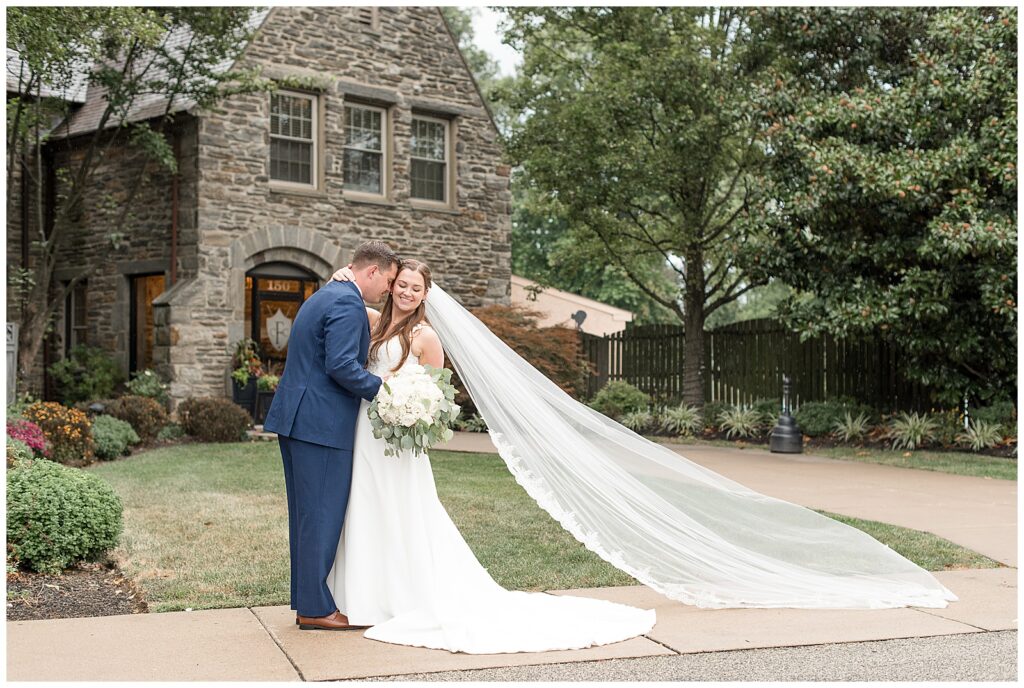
[425,284,957,609]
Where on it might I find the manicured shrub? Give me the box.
[931,408,966,445]
[451,305,590,416]
[23,402,95,466]
[752,398,781,429]
[718,407,764,439]
[91,415,140,460]
[701,401,733,430]
[6,439,33,468]
[156,423,185,441]
[589,381,652,420]
[887,412,939,451]
[103,395,169,442]
[660,404,703,437]
[46,344,124,404]
[7,458,123,573]
[178,397,252,442]
[971,400,1016,433]
[795,398,878,437]
[7,418,50,457]
[125,369,169,406]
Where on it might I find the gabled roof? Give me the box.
[47,8,270,140]
[6,48,90,103]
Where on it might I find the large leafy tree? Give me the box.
[509,175,680,324]
[743,7,1017,406]
[502,7,775,405]
[7,7,264,388]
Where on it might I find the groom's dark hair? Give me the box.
[351,240,400,272]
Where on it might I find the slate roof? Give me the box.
[6,48,91,103]
[42,8,270,140]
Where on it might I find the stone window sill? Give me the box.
[410,201,460,216]
[269,184,328,199]
[343,192,397,208]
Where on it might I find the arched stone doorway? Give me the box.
[245,261,320,368]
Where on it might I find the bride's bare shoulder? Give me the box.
[366,307,381,326]
[411,322,438,340]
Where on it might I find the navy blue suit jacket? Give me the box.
[263,280,382,450]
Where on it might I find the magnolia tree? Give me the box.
[742,7,1017,406]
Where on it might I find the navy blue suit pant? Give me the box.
[279,434,352,617]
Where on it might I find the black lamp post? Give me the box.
[769,374,803,453]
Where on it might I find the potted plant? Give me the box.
[255,374,280,425]
[231,338,263,417]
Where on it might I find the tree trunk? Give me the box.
[681,248,706,408]
[17,302,47,390]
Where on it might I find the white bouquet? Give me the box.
[367,363,461,457]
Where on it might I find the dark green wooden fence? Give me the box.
[581,318,936,411]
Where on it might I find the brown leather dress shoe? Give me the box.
[296,610,369,631]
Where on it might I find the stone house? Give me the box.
[6,7,511,410]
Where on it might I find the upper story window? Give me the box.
[270,91,317,188]
[410,115,449,204]
[343,103,387,196]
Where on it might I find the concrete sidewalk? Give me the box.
[6,435,1018,681]
[6,569,1016,681]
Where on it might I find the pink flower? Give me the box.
[7,419,50,457]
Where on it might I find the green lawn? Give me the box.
[652,436,1017,481]
[90,443,1001,612]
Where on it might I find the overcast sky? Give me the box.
[469,7,522,77]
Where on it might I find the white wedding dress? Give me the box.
[326,330,657,654]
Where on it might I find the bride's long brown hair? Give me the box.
[368,259,433,373]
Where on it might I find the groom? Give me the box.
[263,240,399,630]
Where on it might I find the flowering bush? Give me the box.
[7,418,49,457]
[257,374,280,392]
[368,364,460,457]
[231,338,264,387]
[23,402,95,466]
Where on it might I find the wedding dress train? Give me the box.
[326,333,657,654]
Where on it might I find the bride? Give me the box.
[326,259,956,654]
[326,259,656,654]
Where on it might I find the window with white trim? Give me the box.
[343,103,386,196]
[410,115,449,203]
[270,91,317,187]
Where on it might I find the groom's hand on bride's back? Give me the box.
[332,264,355,282]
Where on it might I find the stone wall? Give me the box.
[17,117,200,398]
[10,6,512,409]
[174,5,511,402]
